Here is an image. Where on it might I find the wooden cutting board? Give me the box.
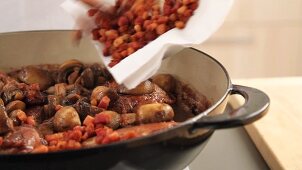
[230,77,302,170]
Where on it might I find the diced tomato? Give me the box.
[73,125,85,132]
[97,96,110,109]
[120,131,137,140]
[65,140,81,149]
[48,145,59,152]
[32,145,49,153]
[95,128,106,144]
[108,131,120,142]
[94,113,110,124]
[95,123,104,129]
[66,129,82,142]
[95,127,109,136]
[57,140,67,148]
[45,133,64,142]
[101,136,111,144]
[95,127,114,144]
[95,135,105,144]
[85,124,95,137]
[81,132,89,140]
[49,140,58,146]
[83,115,95,126]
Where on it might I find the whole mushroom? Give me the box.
[90,86,118,105]
[53,106,81,132]
[5,100,26,113]
[74,98,103,120]
[9,109,26,126]
[136,103,174,124]
[1,82,24,104]
[58,59,84,84]
[18,66,54,91]
[78,68,94,89]
[94,111,121,129]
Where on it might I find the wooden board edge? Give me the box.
[244,125,284,170]
[229,96,284,170]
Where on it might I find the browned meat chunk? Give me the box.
[1,126,43,153]
[17,66,54,91]
[26,106,44,124]
[110,84,173,114]
[0,104,14,134]
[176,83,211,114]
[1,82,24,104]
[38,118,54,136]
[74,98,103,120]
[22,84,47,106]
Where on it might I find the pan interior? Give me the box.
[0,30,99,71]
[0,30,230,119]
[158,48,230,106]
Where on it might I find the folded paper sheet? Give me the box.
[61,0,233,88]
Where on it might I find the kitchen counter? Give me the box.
[232,77,302,170]
[189,127,268,170]
[190,77,302,170]
[189,104,269,170]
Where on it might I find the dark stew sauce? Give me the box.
[0,59,210,154]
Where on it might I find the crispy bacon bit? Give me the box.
[88,0,199,67]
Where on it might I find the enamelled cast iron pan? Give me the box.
[0,31,269,170]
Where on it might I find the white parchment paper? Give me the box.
[61,0,233,88]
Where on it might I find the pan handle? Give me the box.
[192,85,270,129]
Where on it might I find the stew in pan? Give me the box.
[0,59,210,154]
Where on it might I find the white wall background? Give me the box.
[195,0,302,79]
[0,0,73,32]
